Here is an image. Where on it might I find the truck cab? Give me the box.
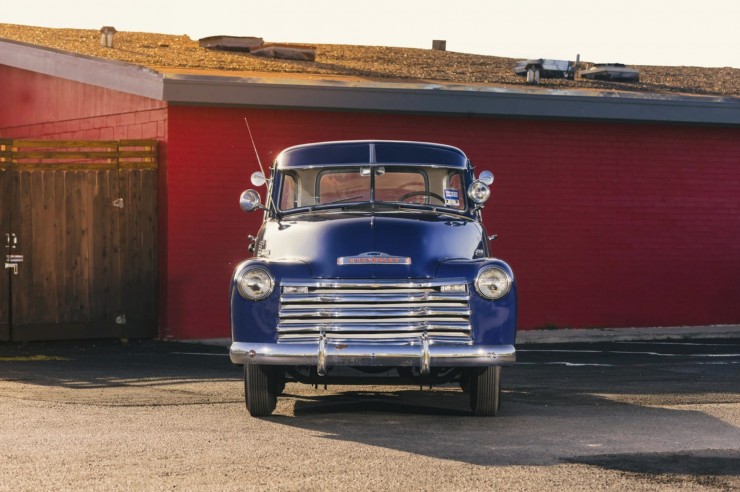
[230,140,517,416]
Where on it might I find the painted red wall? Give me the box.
[3,63,739,338]
[0,66,167,139]
[167,106,740,338]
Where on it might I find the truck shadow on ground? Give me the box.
[2,339,739,475]
[266,346,740,473]
[272,384,740,473]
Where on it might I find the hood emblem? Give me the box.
[337,251,412,265]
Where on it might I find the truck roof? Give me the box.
[275,140,469,169]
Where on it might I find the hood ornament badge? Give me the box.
[337,251,412,265]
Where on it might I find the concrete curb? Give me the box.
[189,325,740,348]
[516,324,740,344]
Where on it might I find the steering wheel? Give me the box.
[399,191,445,204]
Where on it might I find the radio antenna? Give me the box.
[243,117,276,216]
[244,118,267,178]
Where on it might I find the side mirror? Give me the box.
[239,189,263,212]
[251,172,266,187]
[478,171,494,186]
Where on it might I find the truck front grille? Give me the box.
[277,279,472,345]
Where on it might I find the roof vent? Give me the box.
[199,36,264,52]
[432,40,446,51]
[251,44,316,61]
[579,63,640,82]
[100,26,117,48]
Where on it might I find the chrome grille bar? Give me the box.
[281,279,466,289]
[278,333,472,344]
[280,306,470,319]
[277,279,472,344]
[281,292,469,303]
[277,321,471,333]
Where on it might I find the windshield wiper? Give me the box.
[374,202,473,219]
[318,195,364,206]
[281,200,469,219]
[303,199,374,214]
[278,201,371,217]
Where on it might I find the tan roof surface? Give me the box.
[1,23,738,97]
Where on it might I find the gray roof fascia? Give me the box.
[1,37,737,126]
[0,38,164,100]
[162,73,740,126]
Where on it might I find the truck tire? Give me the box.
[469,366,501,416]
[244,364,277,417]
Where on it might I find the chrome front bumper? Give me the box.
[229,340,516,375]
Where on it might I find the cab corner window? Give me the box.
[445,172,465,210]
[279,174,297,210]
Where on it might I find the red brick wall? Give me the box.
[0,66,167,140]
[3,64,738,339]
[167,106,740,338]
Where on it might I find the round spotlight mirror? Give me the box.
[478,170,494,186]
[250,172,266,187]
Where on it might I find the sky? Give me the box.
[3,0,739,68]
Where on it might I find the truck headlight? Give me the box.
[475,266,511,300]
[236,266,274,300]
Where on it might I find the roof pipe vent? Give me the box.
[100,26,118,48]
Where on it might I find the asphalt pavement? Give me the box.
[0,337,738,490]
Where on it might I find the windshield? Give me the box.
[278,166,466,212]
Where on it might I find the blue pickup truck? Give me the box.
[229,140,517,416]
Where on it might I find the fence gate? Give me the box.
[0,139,158,341]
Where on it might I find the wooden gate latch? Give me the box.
[4,234,20,275]
[4,255,22,275]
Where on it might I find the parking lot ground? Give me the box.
[0,338,738,491]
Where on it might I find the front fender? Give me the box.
[436,258,518,346]
[230,259,313,343]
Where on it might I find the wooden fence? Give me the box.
[1,139,159,341]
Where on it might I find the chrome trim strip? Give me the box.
[337,255,412,266]
[281,278,469,289]
[276,321,471,333]
[281,292,469,303]
[276,334,472,343]
[230,341,516,367]
[279,306,470,318]
[274,163,468,170]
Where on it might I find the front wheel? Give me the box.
[244,364,278,417]
[469,366,501,416]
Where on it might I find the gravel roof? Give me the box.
[1,23,739,98]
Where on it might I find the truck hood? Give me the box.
[258,213,485,279]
